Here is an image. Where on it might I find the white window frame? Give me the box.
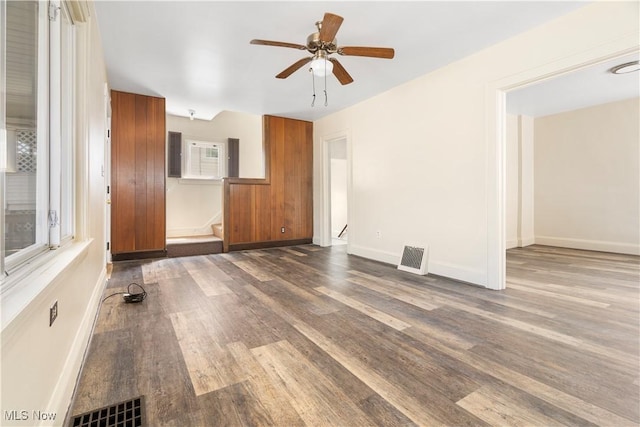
[182,139,226,180]
[0,0,77,286]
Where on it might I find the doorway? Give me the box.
[329,138,348,246]
[504,52,639,254]
[320,132,351,248]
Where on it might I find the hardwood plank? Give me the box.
[315,286,411,331]
[227,342,306,427]
[347,274,440,312]
[251,340,375,426]
[188,265,234,297]
[291,321,488,427]
[169,310,247,396]
[506,280,611,308]
[70,329,137,415]
[457,385,592,427]
[232,260,274,282]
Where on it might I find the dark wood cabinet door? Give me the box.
[111,91,166,255]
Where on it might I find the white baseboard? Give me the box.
[535,235,640,255]
[518,236,536,247]
[349,244,398,265]
[45,267,107,427]
[506,239,518,250]
[428,261,487,288]
[349,244,487,287]
[506,236,535,249]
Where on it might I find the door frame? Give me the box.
[320,130,352,249]
[487,42,638,290]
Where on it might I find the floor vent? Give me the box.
[398,244,428,275]
[71,396,144,427]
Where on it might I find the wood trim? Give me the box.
[223,179,230,252]
[225,177,270,185]
[228,238,312,252]
[227,138,239,178]
[167,131,182,178]
[111,250,167,262]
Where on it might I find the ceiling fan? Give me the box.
[250,12,395,85]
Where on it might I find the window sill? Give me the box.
[1,239,93,331]
[177,178,223,185]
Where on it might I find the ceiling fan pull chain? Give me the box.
[311,72,316,107]
[324,59,329,106]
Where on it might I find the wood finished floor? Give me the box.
[70,245,640,426]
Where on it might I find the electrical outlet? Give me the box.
[281,227,285,233]
[376,230,382,238]
[49,301,58,327]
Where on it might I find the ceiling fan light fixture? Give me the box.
[310,56,333,77]
[609,60,640,75]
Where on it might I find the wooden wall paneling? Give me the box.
[270,116,286,240]
[134,95,150,250]
[111,90,166,256]
[151,97,166,250]
[111,91,136,253]
[283,119,299,238]
[282,118,313,240]
[223,115,312,252]
[302,121,314,237]
[254,184,272,242]
[229,184,255,244]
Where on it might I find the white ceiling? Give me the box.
[93,1,634,123]
[507,52,640,117]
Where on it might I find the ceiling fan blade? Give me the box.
[339,46,395,59]
[276,57,313,79]
[329,58,354,85]
[319,13,343,42]
[250,39,307,50]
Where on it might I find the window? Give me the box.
[183,139,226,180]
[0,0,76,279]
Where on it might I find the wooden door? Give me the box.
[111,91,166,255]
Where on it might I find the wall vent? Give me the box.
[397,244,428,275]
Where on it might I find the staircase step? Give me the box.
[211,223,224,238]
[166,235,223,258]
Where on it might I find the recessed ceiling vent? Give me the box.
[398,244,428,275]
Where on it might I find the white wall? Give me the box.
[534,98,640,255]
[313,1,639,287]
[165,111,262,237]
[506,114,535,250]
[506,114,519,249]
[1,4,109,426]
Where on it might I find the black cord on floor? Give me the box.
[101,282,147,303]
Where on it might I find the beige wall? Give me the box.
[165,111,262,237]
[534,97,640,254]
[1,4,109,426]
[313,1,639,286]
[506,114,535,250]
[506,114,520,249]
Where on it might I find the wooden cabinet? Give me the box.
[111,91,166,258]
[224,115,312,251]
